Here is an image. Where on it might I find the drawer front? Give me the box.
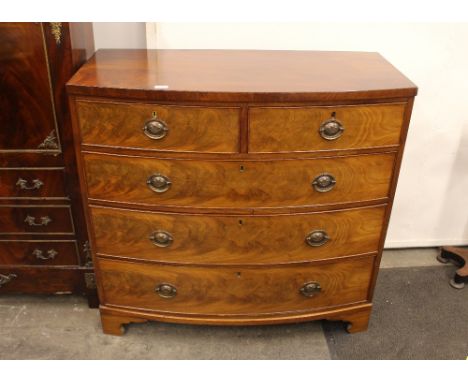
[0,206,74,235]
[0,168,67,199]
[0,240,78,265]
[99,256,374,315]
[77,100,240,153]
[92,205,385,264]
[0,267,84,294]
[84,153,395,209]
[249,103,405,153]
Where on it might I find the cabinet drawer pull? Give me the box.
[0,273,17,288]
[147,173,171,193]
[16,178,44,190]
[143,115,169,140]
[305,230,329,247]
[311,173,336,193]
[155,283,177,299]
[319,115,344,140]
[149,230,173,248]
[300,281,321,297]
[32,248,58,260]
[24,215,52,227]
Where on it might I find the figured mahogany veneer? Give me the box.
[84,152,395,210]
[98,256,374,316]
[0,23,95,303]
[91,205,386,265]
[77,100,241,153]
[67,49,417,335]
[249,103,405,153]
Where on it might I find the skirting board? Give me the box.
[385,238,468,249]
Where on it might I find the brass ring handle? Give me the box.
[311,173,336,193]
[149,230,173,248]
[143,117,169,140]
[33,248,58,260]
[300,281,322,297]
[305,230,329,247]
[16,178,44,190]
[0,273,17,288]
[319,116,344,140]
[155,283,177,299]
[147,174,172,193]
[24,215,52,227]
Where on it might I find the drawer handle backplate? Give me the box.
[16,178,44,191]
[143,115,169,140]
[319,116,344,140]
[311,173,336,193]
[149,230,173,248]
[305,230,329,247]
[24,215,52,227]
[0,273,17,288]
[155,283,177,299]
[300,281,322,297]
[32,248,58,260]
[147,173,172,193]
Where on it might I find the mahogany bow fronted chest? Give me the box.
[67,50,417,335]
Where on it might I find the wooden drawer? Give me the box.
[249,103,405,153]
[98,256,374,315]
[76,100,240,153]
[0,240,79,265]
[84,152,395,209]
[0,206,74,235]
[0,266,84,294]
[92,205,385,264]
[0,168,67,199]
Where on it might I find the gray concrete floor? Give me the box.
[0,248,448,360]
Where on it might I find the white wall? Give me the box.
[93,22,146,50]
[101,22,468,248]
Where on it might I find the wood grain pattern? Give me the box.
[249,103,405,153]
[67,50,417,102]
[0,23,58,152]
[91,205,385,264]
[0,168,67,199]
[0,206,74,235]
[77,100,240,153]
[0,240,78,265]
[84,152,395,209]
[98,256,374,315]
[99,302,372,335]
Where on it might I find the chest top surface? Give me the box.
[67,49,417,102]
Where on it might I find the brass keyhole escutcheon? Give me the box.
[239,165,245,172]
[238,219,244,225]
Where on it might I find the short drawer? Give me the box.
[84,152,395,209]
[0,240,79,265]
[92,205,385,264]
[0,206,74,235]
[0,168,67,199]
[98,256,374,315]
[0,267,84,294]
[249,103,406,153]
[76,100,240,153]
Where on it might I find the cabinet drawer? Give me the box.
[77,100,240,153]
[0,206,74,235]
[98,256,374,315]
[0,240,78,265]
[0,266,84,294]
[84,152,395,209]
[0,168,67,199]
[92,205,385,264]
[249,103,405,153]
